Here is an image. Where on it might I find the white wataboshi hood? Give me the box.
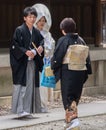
[32,3,52,32]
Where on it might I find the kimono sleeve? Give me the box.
[51,37,68,70]
[86,54,92,74]
[10,27,27,60]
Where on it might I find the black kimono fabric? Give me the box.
[10,23,44,87]
[51,33,92,110]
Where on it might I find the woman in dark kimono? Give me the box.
[10,7,44,118]
[51,18,92,130]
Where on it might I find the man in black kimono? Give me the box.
[10,7,44,118]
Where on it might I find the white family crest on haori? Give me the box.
[63,44,89,70]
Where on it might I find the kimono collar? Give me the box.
[66,33,79,40]
[23,23,35,36]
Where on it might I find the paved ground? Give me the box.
[0,100,106,130]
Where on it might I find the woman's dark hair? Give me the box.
[23,7,37,17]
[60,18,76,33]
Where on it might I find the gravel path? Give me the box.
[29,114,106,130]
[0,95,106,116]
[9,114,106,130]
[0,95,106,130]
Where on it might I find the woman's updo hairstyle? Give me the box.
[60,18,76,33]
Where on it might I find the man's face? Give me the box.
[24,14,36,27]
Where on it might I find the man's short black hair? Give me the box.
[60,18,76,33]
[23,7,37,17]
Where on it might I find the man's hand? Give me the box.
[37,46,43,55]
[25,50,35,59]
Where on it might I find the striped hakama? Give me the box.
[11,60,41,114]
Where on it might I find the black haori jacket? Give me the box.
[10,23,44,87]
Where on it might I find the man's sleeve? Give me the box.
[10,28,27,60]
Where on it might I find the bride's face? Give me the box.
[36,16,46,30]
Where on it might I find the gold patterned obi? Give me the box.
[63,44,89,70]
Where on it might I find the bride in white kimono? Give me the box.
[32,3,55,112]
